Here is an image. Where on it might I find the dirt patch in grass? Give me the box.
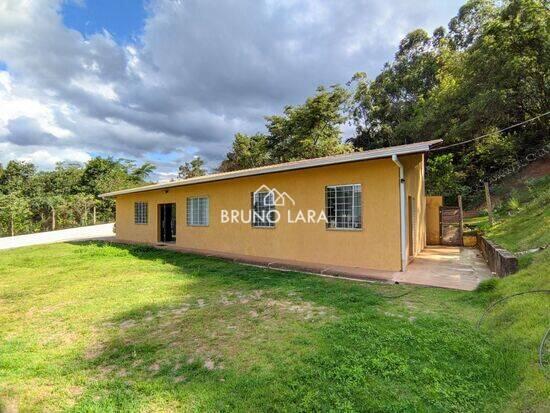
[85,289,334,381]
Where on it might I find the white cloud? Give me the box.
[0,0,464,175]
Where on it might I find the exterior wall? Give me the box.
[426,196,443,245]
[401,154,426,258]
[114,155,424,271]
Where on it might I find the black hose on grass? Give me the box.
[476,290,550,376]
[476,290,550,329]
[373,288,416,299]
[539,326,550,375]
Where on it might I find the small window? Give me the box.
[252,191,276,228]
[134,202,148,224]
[325,184,362,230]
[187,197,209,226]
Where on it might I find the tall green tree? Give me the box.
[349,0,549,197]
[0,193,32,236]
[0,160,36,196]
[178,157,207,179]
[266,85,353,162]
[218,133,271,172]
[219,85,354,171]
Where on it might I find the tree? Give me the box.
[178,157,207,179]
[448,0,497,50]
[0,156,156,235]
[265,85,353,163]
[0,160,36,196]
[0,193,32,236]
[218,85,354,171]
[426,154,465,198]
[80,157,156,196]
[348,27,441,150]
[218,133,271,172]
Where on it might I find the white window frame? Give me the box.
[252,191,276,228]
[134,202,148,225]
[325,184,362,230]
[186,196,209,226]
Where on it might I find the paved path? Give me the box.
[0,224,115,250]
[394,246,492,291]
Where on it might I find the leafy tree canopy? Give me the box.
[178,157,207,179]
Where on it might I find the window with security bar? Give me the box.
[252,191,276,227]
[325,184,362,229]
[187,197,209,226]
[134,202,148,224]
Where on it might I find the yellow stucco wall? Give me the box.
[426,195,443,245]
[402,154,426,258]
[114,154,426,271]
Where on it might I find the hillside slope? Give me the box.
[471,175,550,412]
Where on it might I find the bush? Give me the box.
[476,278,498,293]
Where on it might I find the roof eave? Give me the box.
[99,139,442,198]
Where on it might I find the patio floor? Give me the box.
[394,246,492,291]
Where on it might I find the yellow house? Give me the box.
[101,140,441,273]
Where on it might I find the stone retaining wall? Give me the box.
[477,235,518,277]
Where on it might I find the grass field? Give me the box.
[0,239,548,412]
[1,178,548,412]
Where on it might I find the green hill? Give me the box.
[467,175,550,411]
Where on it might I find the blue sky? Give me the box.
[62,0,147,43]
[0,0,464,180]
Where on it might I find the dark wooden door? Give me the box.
[159,203,176,242]
[439,206,462,246]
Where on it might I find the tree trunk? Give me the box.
[484,182,494,226]
[458,195,464,242]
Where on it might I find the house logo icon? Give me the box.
[253,184,296,207]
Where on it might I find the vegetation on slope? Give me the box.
[468,175,550,412]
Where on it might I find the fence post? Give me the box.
[52,207,56,231]
[93,205,97,225]
[484,182,494,226]
[458,195,464,243]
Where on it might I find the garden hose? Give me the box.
[477,290,550,376]
[373,288,416,299]
[476,290,550,328]
[540,326,550,376]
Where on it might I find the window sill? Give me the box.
[326,227,363,232]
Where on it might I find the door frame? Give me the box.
[408,196,415,257]
[158,203,176,243]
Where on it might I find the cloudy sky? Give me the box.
[0,0,463,180]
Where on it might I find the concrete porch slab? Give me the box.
[394,246,492,291]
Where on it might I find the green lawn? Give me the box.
[0,240,548,412]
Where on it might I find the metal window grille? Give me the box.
[134,202,148,224]
[186,197,209,226]
[252,191,276,227]
[325,184,362,229]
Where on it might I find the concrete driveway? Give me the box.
[0,223,115,250]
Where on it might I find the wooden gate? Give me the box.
[439,206,462,246]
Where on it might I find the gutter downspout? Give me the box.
[392,154,407,271]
